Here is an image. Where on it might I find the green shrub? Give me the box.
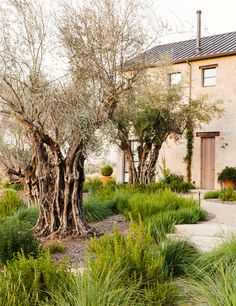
[0,252,71,305]
[219,187,236,201]
[204,190,221,199]
[168,180,194,193]
[0,190,26,218]
[158,238,201,277]
[101,165,113,176]
[117,181,192,194]
[162,173,184,184]
[122,189,197,220]
[15,207,39,227]
[159,173,195,193]
[44,241,65,254]
[0,218,40,264]
[84,197,115,222]
[87,223,178,305]
[218,166,236,183]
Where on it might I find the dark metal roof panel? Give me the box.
[144,31,236,64]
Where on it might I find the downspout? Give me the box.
[184,60,194,183]
[186,61,192,100]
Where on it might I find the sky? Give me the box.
[153,0,236,44]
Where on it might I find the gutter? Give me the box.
[143,51,236,68]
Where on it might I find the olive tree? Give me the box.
[0,0,147,237]
[111,69,222,183]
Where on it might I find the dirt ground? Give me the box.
[42,214,129,267]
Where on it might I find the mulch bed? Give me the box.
[42,214,129,267]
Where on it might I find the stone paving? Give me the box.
[173,190,236,251]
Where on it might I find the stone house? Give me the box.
[116,29,236,189]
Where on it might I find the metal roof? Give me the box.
[144,31,236,65]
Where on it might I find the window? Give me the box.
[170,72,181,86]
[202,67,216,87]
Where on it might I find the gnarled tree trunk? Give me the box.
[124,143,161,184]
[28,132,98,238]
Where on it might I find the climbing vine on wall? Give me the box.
[184,124,194,183]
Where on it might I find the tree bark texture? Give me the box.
[26,132,98,238]
[124,143,161,184]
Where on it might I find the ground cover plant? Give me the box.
[204,188,236,201]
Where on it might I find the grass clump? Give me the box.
[87,223,179,305]
[178,237,236,305]
[122,189,197,221]
[0,252,71,305]
[45,241,65,254]
[84,197,116,222]
[0,218,40,264]
[0,190,26,218]
[158,238,201,277]
[204,190,220,199]
[14,207,39,227]
[50,264,145,306]
[146,207,207,242]
[204,237,236,269]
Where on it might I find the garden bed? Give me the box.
[42,214,129,266]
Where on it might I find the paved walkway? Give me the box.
[173,190,236,251]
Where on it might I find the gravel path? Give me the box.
[201,199,236,226]
[188,190,236,226]
[174,191,236,251]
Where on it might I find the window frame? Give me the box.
[169,71,182,87]
[199,64,218,87]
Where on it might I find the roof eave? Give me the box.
[146,51,236,68]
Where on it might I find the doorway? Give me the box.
[201,137,215,189]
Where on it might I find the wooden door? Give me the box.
[201,137,215,189]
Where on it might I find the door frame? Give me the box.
[196,131,220,189]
